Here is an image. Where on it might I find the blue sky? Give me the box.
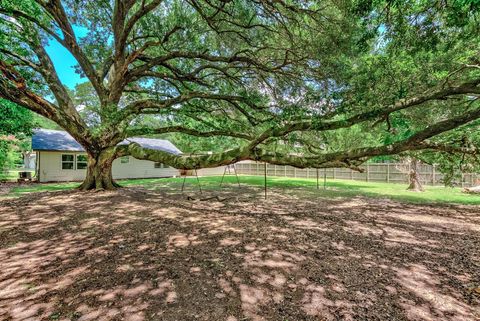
[44,26,89,89]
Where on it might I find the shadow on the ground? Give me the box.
[0,186,479,321]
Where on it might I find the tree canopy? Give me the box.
[0,0,479,189]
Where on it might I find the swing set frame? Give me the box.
[180,162,327,200]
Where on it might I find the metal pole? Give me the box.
[264,162,267,199]
[181,173,187,192]
[316,168,319,189]
[324,169,327,190]
[194,169,203,194]
[233,164,241,187]
[219,166,227,187]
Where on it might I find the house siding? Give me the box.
[37,151,180,182]
[196,167,225,176]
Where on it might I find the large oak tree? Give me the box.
[0,0,479,190]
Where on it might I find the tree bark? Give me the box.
[78,148,120,191]
[407,159,424,192]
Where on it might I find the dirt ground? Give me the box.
[0,186,479,321]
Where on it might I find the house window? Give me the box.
[154,162,163,168]
[76,154,88,169]
[120,156,129,164]
[61,154,74,170]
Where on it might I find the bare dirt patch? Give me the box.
[0,186,479,321]
[0,182,14,197]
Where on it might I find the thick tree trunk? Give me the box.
[78,149,120,191]
[407,159,424,192]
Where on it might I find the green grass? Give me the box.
[5,182,80,196]
[2,175,480,205]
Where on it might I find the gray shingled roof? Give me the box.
[32,129,182,155]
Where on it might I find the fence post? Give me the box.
[350,168,353,180]
[264,162,267,199]
[366,164,370,182]
[432,164,436,186]
[387,163,390,183]
[284,166,287,177]
[461,173,464,188]
[333,168,336,179]
[274,165,277,177]
[294,167,297,178]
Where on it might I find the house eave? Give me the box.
[33,149,86,152]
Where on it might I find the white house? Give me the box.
[32,129,182,182]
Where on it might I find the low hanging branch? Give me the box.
[117,110,480,171]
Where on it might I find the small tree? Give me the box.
[0,100,34,178]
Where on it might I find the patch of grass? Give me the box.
[151,175,480,205]
[124,175,480,205]
[2,175,480,205]
[240,175,480,205]
[5,182,79,197]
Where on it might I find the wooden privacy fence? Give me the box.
[233,162,480,187]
